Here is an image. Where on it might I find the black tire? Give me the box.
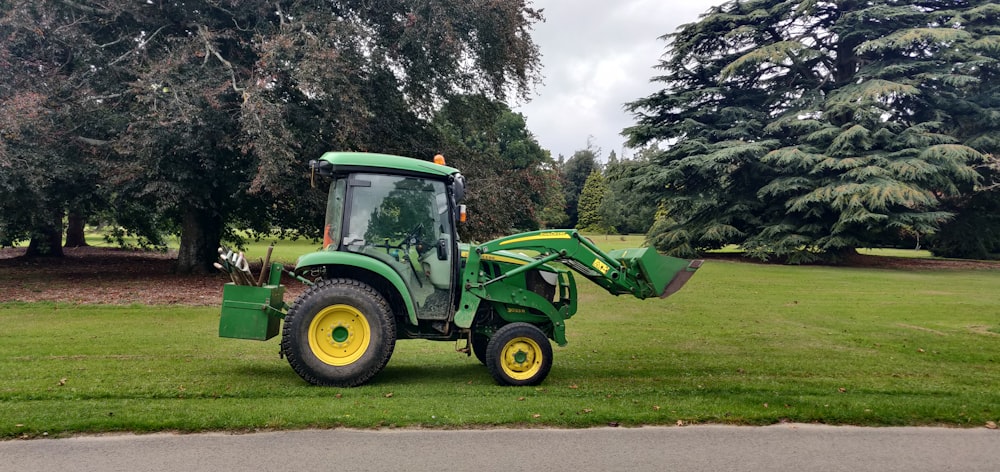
[470,306,499,366]
[281,278,395,387]
[485,322,552,386]
[471,332,489,365]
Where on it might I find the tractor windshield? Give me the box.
[340,173,455,319]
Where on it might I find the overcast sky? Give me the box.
[514,0,725,161]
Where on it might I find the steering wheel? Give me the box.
[401,223,425,252]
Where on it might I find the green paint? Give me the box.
[295,250,419,325]
[317,152,459,178]
[218,284,285,340]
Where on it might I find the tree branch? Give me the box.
[75,136,110,146]
[97,36,127,48]
[108,24,168,67]
[198,24,245,93]
[275,2,286,29]
[60,0,112,16]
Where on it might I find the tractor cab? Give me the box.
[306,152,465,323]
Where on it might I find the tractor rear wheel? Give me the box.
[281,278,395,387]
[485,323,552,386]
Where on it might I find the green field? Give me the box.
[2,257,999,437]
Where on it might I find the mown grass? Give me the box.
[2,260,999,437]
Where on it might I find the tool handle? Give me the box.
[256,245,274,286]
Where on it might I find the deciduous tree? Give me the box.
[1,0,543,271]
[434,95,551,241]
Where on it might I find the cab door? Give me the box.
[341,173,456,321]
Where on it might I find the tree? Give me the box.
[932,189,1000,259]
[576,170,612,233]
[561,145,600,228]
[0,2,114,256]
[926,3,1000,258]
[933,155,1000,259]
[434,95,552,241]
[599,150,658,234]
[626,0,993,262]
[537,171,570,229]
[364,181,436,245]
[2,1,543,271]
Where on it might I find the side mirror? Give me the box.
[308,160,333,188]
[451,174,466,202]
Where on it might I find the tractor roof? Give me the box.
[316,152,460,178]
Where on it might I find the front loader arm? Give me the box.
[454,230,702,344]
[472,230,701,299]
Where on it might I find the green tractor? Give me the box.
[219,152,701,387]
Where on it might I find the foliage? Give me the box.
[0,1,543,269]
[932,189,1000,260]
[560,146,601,228]
[626,0,995,262]
[536,167,570,228]
[434,95,552,241]
[599,150,658,234]
[575,170,611,233]
[364,180,437,245]
[0,3,112,255]
[927,3,1000,258]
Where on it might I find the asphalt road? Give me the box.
[2,425,997,472]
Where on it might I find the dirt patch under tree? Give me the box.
[0,246,305,305]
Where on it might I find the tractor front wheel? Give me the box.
[281,278,395,387]
[485,323,552,386]
[471,332,489,365]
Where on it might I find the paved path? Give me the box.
[2,425,997,471]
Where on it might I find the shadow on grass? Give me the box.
[235,363,302,383]
[374,363,489,386]
[226,359,492,388]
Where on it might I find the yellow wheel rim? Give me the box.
[308,304,371,366]
[500,336,544,381]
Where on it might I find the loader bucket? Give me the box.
[608,247,703,299]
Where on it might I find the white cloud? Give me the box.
[516,0,724,160]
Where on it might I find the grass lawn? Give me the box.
[2,259,999,437]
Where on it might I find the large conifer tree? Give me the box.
[627,0,997,262]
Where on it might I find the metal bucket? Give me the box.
[218,283,286,340]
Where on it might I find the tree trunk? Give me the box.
[832,0,861,84]
[64,212,90,247]
[25,208,64,258]
[176,206,223,274]
[833,246,859,264]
